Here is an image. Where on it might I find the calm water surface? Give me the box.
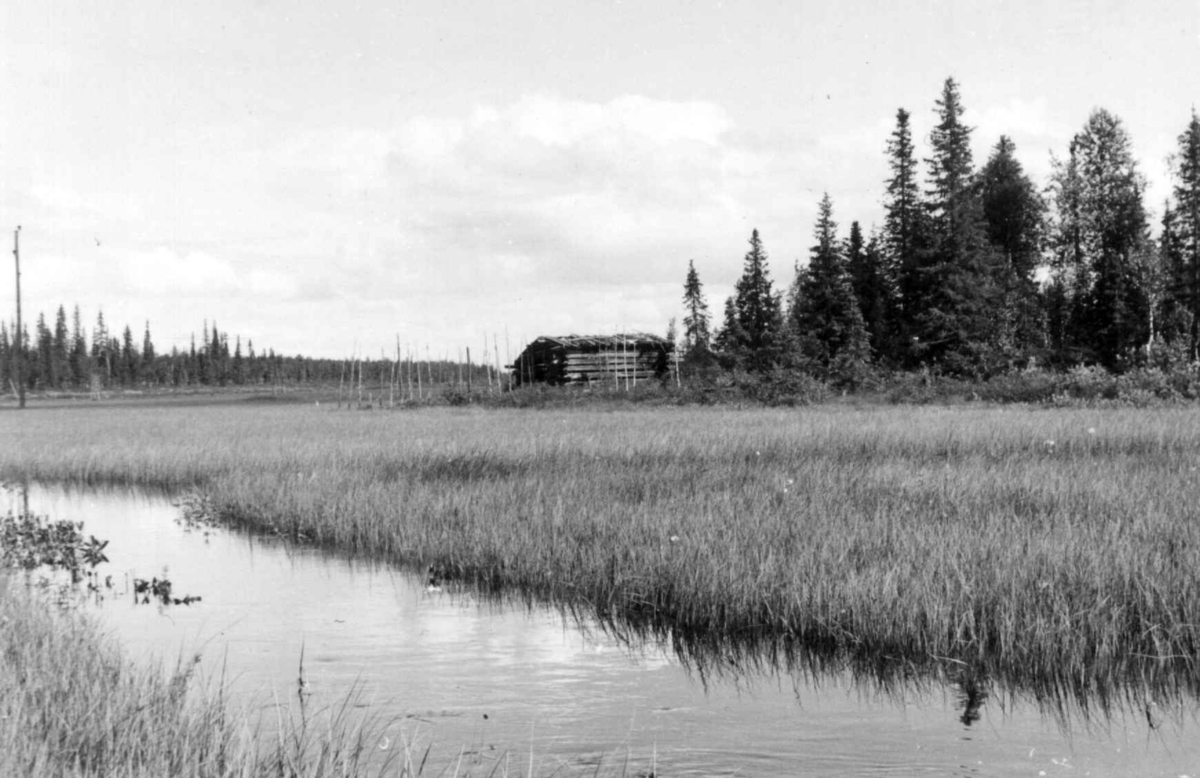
[5,484,1199,776]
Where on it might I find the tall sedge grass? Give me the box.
[4,402,1200,707]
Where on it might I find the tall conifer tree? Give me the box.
[729,229,783,371]
[979,136,1047,362]
[69,305,89,387]
[52,306,69,388]
[35,313,53,389]
[141,322,157,384]
[681,259,713,359]
[1048,109,1150,368]
[846,222,894,360]
[1168,110,1200,358]
[794,194,871,383]
[915,77,1001,374]
[92,310,111,381]
[121,325,138,386]
[884,107,925,351]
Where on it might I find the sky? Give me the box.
[2,0,1198,361]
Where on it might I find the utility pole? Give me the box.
[13,226,24,409]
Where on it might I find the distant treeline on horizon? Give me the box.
[0,305,493,392]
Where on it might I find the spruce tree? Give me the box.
[845,222,894,360]
[1169,110,1200,358]
[1047,141,1092,362]
[233,336,245,384]
[979,136,1047,362]
[884,107,926,351]
[141,322,157,385]
[69,305,89,387]
[189,334,198,385]
[35,313,52,389]
[121,325,138,386]
[794,194,871,383]
[1160,205,1194,352]
[714,296,748,367]
[52,306,69,388]
[980,137,1044,282]
[730,229,783,371]
[781,260,808,367]
[1048,109,1150,368]
[92,310,111,381]
[681,259,713,360]
[915,77,1001,375]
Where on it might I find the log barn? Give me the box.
[509,333,675,386]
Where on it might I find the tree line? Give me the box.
[0,307,296,391]
[680,77,1200,384]
[0,307,492,394]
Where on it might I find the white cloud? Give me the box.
[359,94,804,295]
[115,246,299,301]
[969,97,1074,145]
[500,94,730,148]
[262,94,848,324]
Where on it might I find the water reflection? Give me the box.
[3,481,1199,777]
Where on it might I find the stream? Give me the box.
[3,483,1198,776]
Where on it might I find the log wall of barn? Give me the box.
[513,347,668,385]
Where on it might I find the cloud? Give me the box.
[267,94,814,303]
[970,97,1074,144]
[114,246,299,302]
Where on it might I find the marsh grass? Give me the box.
[4,403,1200,712]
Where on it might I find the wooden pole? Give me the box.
[12,226,24,409]
[393,335,400,408]
[631,334,637,388]
[484,332,492,391]
[624,334,629,391]
[466,346,472,394]
[494,333,502,391]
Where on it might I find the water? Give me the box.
[4,483,1199,776]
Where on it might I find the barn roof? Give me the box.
[522,333,673,350]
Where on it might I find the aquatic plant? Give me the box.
[131,574,201,606]
[0,509,108,582]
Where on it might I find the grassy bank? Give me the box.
[3,402,1200,705]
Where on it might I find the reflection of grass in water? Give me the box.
[0,587,404,777]
[5,403,1200,718]
[2,586,652,777]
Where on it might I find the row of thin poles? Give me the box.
[338,331,516,408]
